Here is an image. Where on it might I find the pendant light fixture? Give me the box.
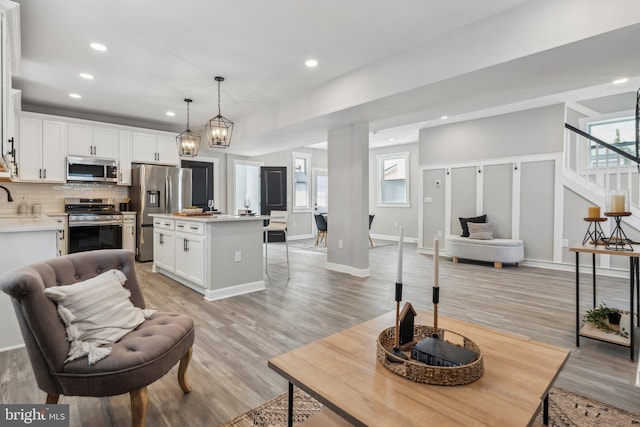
[205,76,234,148]
[176,98,201,157]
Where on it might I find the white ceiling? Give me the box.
[13,0,640,156]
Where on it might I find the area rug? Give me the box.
[219,387,640,427]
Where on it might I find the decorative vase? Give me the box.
[607,312,621,325]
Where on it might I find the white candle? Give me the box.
[434,236,439,287]
[396,226,403,283]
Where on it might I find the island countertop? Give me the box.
[149,213,265,223]
[0,214,63,233]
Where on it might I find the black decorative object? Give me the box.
[604,212,633,251]
[582,217,607,245]
[411,336,478,367]
[388,282,408,362]
[399,302,417,349]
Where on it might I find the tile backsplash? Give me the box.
[0,182,129,215]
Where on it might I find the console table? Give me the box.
[268,310,569,427]
[569,244,640,360]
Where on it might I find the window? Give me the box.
[588,116,636,168]
[377,152,409,207]
[292,152,311,211]
[312,168,328,213]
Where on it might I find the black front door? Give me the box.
[181,160,214,210]
[261,166,287,242]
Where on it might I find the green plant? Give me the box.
[583,302,629,338]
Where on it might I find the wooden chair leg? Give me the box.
[46,394,59,404]
[369,234,374,247]
[178,347,193,393]
[494,262,503,269]
[452,257,459,263]
[314,232,320,247]
[130,387,148,427]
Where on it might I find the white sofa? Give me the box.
[445,235,524,268]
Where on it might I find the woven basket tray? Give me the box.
[376,325,484,386]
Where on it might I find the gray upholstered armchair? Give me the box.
[0,249,195,427]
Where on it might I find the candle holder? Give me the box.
[582,217,607,245]
[604,212,633,251]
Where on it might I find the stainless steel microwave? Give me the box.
[67,156,118,183]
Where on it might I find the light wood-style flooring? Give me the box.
[1,240,639,426]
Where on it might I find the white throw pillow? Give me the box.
[468,222,494,240]
[44,269,155,365]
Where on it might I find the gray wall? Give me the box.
[520,160,555,261]
[419,104,565,165]
[368,142,420,240]
[419,104,565,261]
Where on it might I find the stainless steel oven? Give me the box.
[65,198,123,254]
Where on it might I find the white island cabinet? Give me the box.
[150,214,265,301]
[0,215,62,350]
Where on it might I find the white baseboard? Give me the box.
[371,233,418,244]
[326,262,370,277]
[288,233,315,241]
[204,281,266,301]
[416,247,631,279]
[0,343,25,353]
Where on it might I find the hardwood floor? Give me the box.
[1,240,640,426]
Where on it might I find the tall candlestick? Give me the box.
[396,226,403,284]
[433,236,439,287]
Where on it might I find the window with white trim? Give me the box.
[587,116,635,167]
[292,152,311,211]
[377,152,410,207]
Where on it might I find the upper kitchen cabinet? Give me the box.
[118,130,132,185]
[17,115,67,182]
[0,1,20,179]
[68,123,117,159]
[132,131,179,165]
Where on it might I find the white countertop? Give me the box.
[0,214,63,233]
[150,213,265,223]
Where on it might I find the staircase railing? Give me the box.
[564,131,640,210]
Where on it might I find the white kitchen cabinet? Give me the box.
[68,124,116,158]
[17,116,66,182]
[122,213,136,253]
[118,130,132,185]
[174,221,205,288]
[132,131,178,165]
[153,218,175,272]
[48,214,68,256]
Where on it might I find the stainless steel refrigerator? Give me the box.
[130,164,192,261]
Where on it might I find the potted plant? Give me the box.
[583,302,628,337]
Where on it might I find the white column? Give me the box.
[327,122,370,277]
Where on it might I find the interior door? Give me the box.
[182,160,214,210]
[261,166,287,242]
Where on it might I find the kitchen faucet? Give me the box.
[0,185,13,202]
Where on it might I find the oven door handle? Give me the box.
[69,221,123,227]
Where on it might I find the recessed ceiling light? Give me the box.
[69,93,82,99]
[305,59,318,68]
[79,73,94,80]
[612,78,628,84]
[166,111,175,117]
[388,138,395,142]
[90,42,107,52]
[441,115,448,120]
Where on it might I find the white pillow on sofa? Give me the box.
[468,222,494,240]
[44,269,155,365]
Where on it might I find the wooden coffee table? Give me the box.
[268,310,570,427]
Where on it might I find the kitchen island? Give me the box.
[150,213,265,301]
[0,215,63,349]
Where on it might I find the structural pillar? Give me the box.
[327,122,369,277]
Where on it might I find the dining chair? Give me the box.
[264,210,289,278]
[369,214,375,247]
[314,214,328,247]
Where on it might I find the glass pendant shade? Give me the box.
[206,76,233,148]
[177,99,201,157]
